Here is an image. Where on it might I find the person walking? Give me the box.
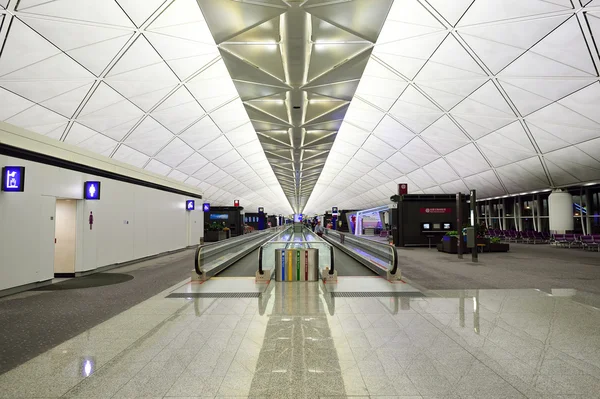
[315,220,324,237]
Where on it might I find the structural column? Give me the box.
[548,190,574,234]
[586,188,593,235]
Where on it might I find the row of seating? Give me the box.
[487,229,600,251]
[488,229,550,244]
[554,234,600,251]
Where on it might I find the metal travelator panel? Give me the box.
[194,226,291,281]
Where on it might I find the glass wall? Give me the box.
[476,184,600,233]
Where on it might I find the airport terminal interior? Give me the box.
[2,0,600,398]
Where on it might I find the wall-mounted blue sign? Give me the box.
[209,214,228,220]
[1,166,25,192]
[84,181,101,200]
[258,207,264,213]
[203,203,210,212]
[186,200,195,211]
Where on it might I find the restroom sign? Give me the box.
[84,181,101,200]
[1,166,25,192]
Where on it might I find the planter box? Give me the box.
[205,230,227,242]
[488,243,510,252]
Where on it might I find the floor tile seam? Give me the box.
[429,321,542,399]
[530,299,562,389]
[397,300,535,398]
[60,298,207,397]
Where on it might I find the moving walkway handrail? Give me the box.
[194,244,203,276]
[196,227,285,278]
[326,229,398,275]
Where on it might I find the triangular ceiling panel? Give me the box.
[458,0,571,27]
[196,0,287,44]
[115,0,166,27]
[425,0,474,26]
[17,0,135,28]
[304,0,393,42]
[458,14,570,74]
[2,0,600,215]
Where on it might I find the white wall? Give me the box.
[0,154,204,292]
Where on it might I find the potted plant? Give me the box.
[441,230,459,253]
[488,236,510,252]
[205,222,227,242]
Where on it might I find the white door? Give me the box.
[39,196,56,280]
[54,199,77,275]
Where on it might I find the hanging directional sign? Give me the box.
[186,200,195,211]
[1,166,25,192]
[202,203,210,212]
[84,181,101,200]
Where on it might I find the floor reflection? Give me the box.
[246,282,348,397]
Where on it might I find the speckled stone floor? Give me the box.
[0,249,195,375]
[1,277,600,398]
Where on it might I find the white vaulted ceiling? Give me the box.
[304,0,600,213]
[1,1,600,216]
[0,0,292,214]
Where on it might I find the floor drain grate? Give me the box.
[331,292,424,298]
[166,292,260,299]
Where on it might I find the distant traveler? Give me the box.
[315,221,324,237]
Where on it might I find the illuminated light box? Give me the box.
[209,214,228,220]
[186,200,195,211]
[203,203,210,212]
[2,166,25,192]
[84,181,101,200]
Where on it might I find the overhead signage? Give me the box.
[84,181,101,200]
[1,166,25,192]
[234,199,240,207]
[420,207,452,214]
[332,206,338,214]
[399,183,408,195]
[202,203,210,212]
[209,214,228,220]
[258,207,264,213]
[186,200,195,211]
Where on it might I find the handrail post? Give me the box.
[193,245,207,281]
[387,240,401,281]
[329,245,334,275]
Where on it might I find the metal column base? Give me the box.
[387,269,401,281]
[322,268,337,282]
[255,269,271,282]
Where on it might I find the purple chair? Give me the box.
[584,235,600,252]
[581,235,596,251]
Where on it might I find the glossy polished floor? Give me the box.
[1,278,600,399]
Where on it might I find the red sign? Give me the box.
[398,183,408,195]
[420,207,452,214]
[234,200,239,207]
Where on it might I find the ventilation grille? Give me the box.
[166,292,260,299]
[331,292,425,298]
